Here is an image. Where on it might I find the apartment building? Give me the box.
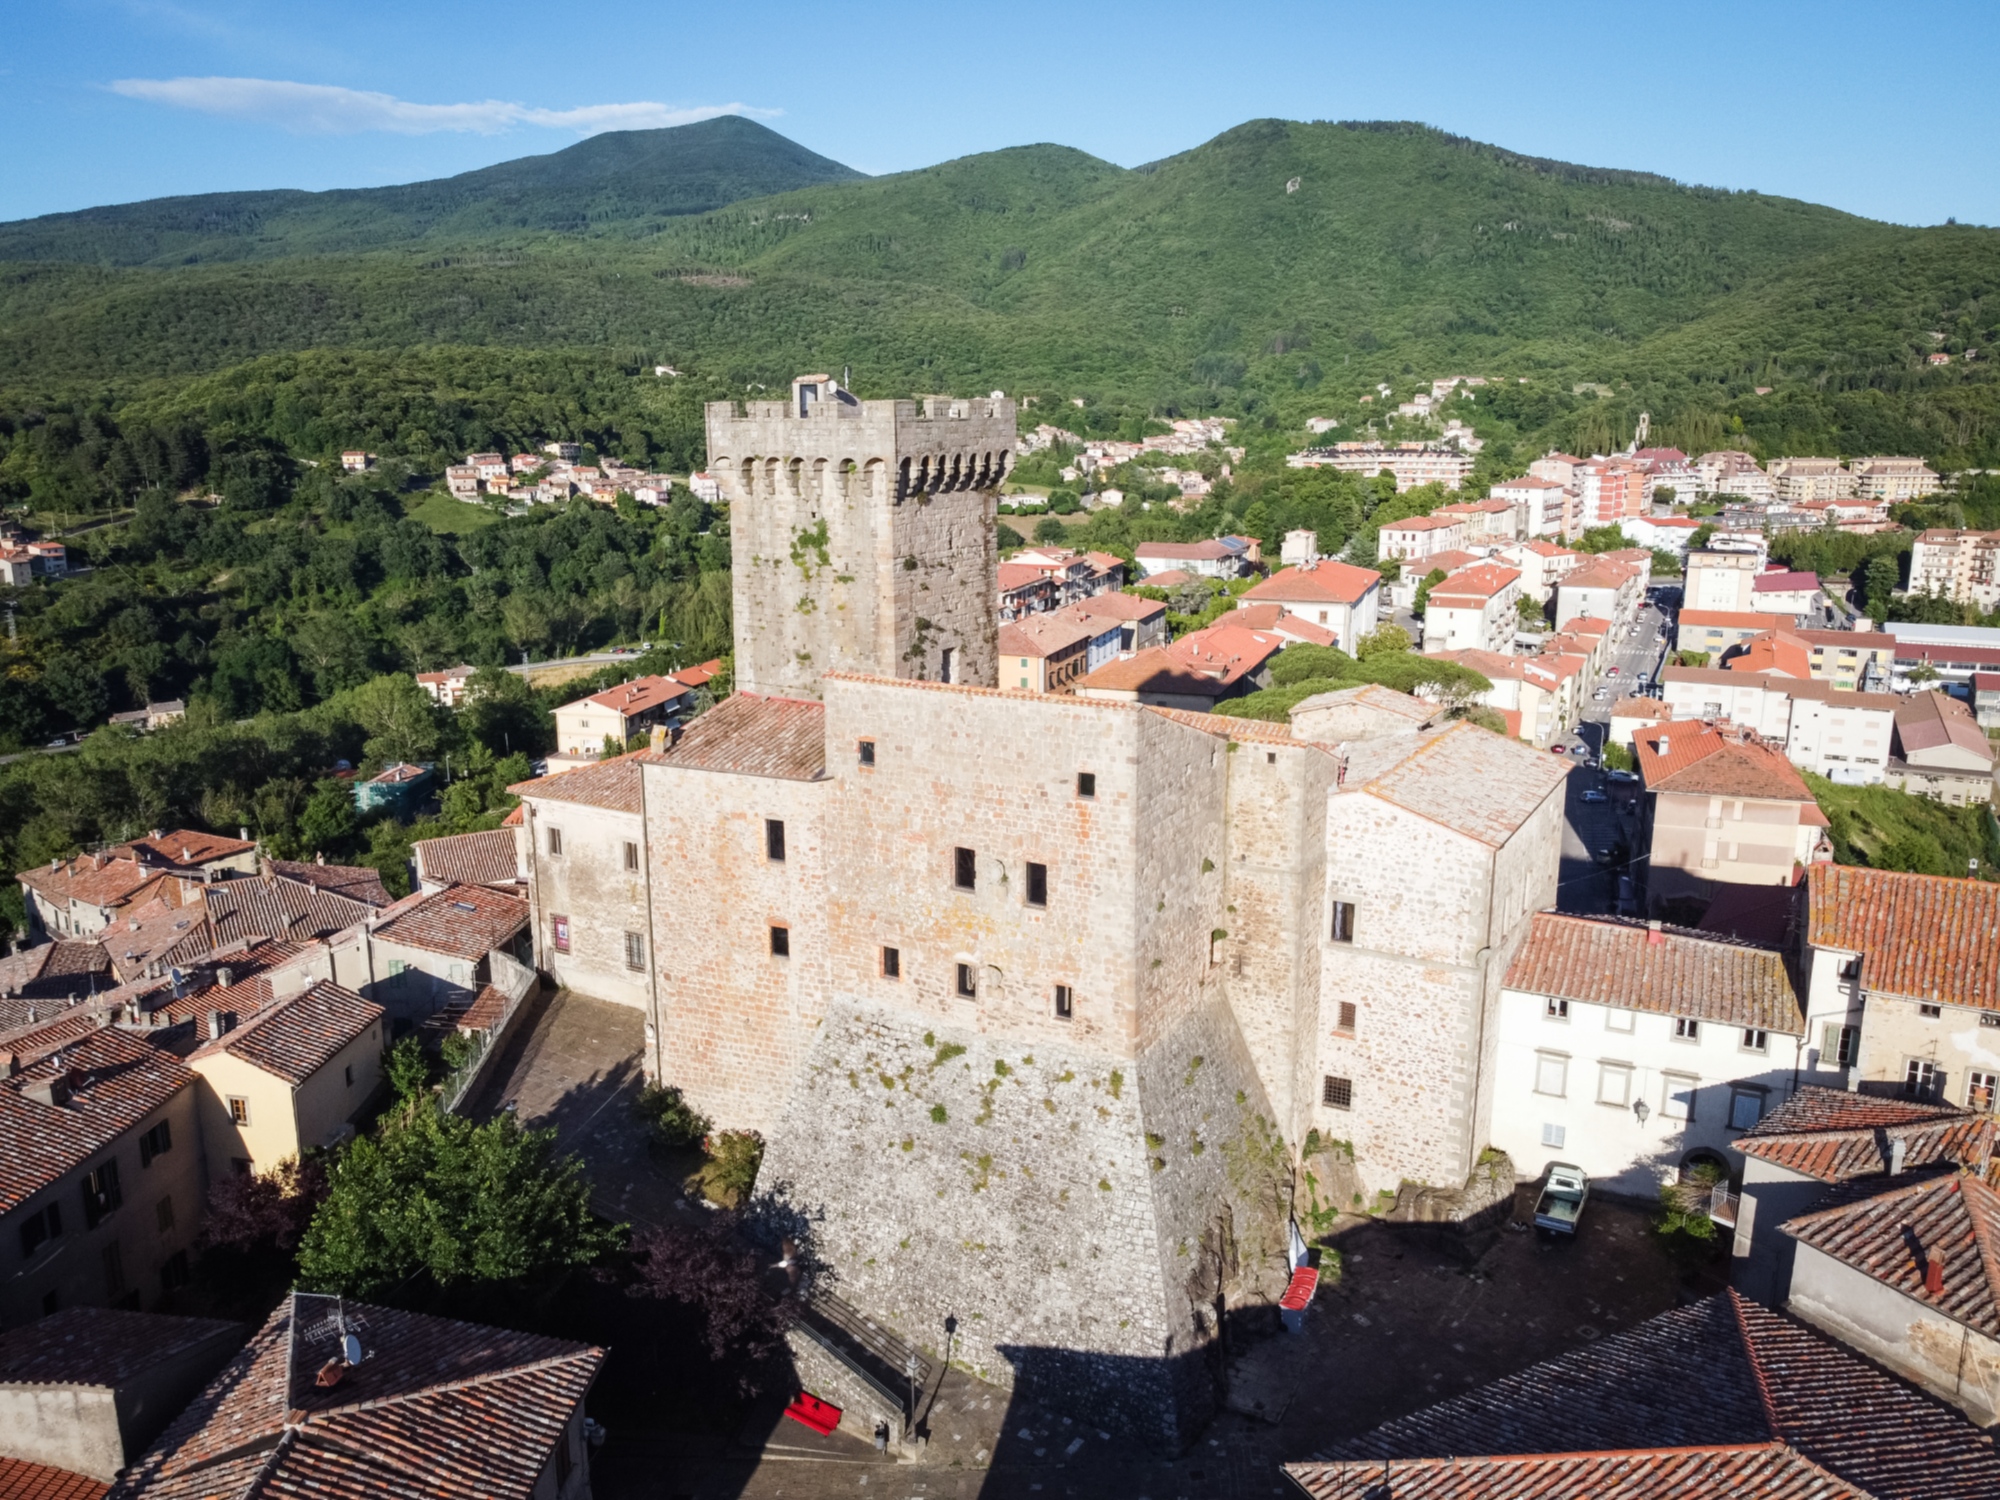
[1241,559,1383,653]
[1488,475,1570,538]
[1849,457,1941,503]
[1421,564,1522,654]
[1908,528,2000,611]
[1684,549,1762,613]
[1377,513,1470,562]
[1768,457,1855,503]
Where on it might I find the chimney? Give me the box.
[1925,1254,1946,1298]
[23,1072,70,1107]
[240,826,250,842]
[1889,1136,1908,1175]
[1656,735,1669,755]
[1647,920,1665,945]
[216,966,234,990]
[206,1010,233,1040]
[649,724,668,753]
[316,852,326,865]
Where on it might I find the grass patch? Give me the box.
[405,488,504,533]
[1806,773,2000,879]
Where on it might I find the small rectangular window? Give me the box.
[1545,997,1569,1020]
[956,963,977,998]
[1969,1070,1997,1113]
[344,1064,353,1086]
[228,1097,250,1126]
[881,946,901,979]
[1904,1058,1939,1100]
[624,931,645,972]
[1322,1075,1353,1110]
[1918,1003,1942,1019]
[547,827,563,857]
[1054,984,1074,1020]
[623,840,640,872]
[953,847,977,891]
[1822,1023,1859,1068]
[1541,1122,1567,1149]
[1597,1064,1633,1107]
[82,1160,122,1230]
[1535,1052,1568,1097]
[1076,772,1096,799]
[1741,1028,1768,1053]
[1606,1009,1635,1033]
[551,914,571,954]
[1730,1087,1767,1130]
[138,1120,172,1167]
[858,739,876,767]
[1674,1017,1700,1041]
[1329,902,1355,944]
[156,1196,175,1233]
[1025,862,1048,907]
[766,819,786,862]
[1837,956,1860,981]
[1336,1001,1357,1034]
[770,925,790,958]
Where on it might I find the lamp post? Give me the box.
[905,1353,920,1436]
[1633,1098,1650,1128]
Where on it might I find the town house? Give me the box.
[1240,559,1383,652]
[1420,563,1522,655]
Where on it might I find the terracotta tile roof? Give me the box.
[262,860,390,906]
[1747,1086,1974,1139]
[1291,1445,1867,1499]
[0,1457,109,1500]
[1302,1291,2000,1499]
[1067,591,1165,624]
[671,658,723,689]
[1738,1092,1992,1184]
[1503,912,1802,1033]
[190,981,383,1085]
[1635,722,1814,801]
[1805,865,2000,1008]
[1168,623,1286,684]
[411,829,522,890]
[634,693,827,781]
[1288,683,1437,731]
[111,1292,603,1500]
[116,831,256,870]
[1381,514,1463,534]
[569,674,693,718]
[1076,646,1232,700]
[1682,609,1783,630]
[996,562,1053,593]
[364,762,429,787]
[1243,559,1382,607]
[1784,1174,2000,1338]
[1145,707,1315,747]
[1894,690,1993,764]
[511,751,644,812]
[201,874,378,950]
[95,896,204,982]
[1613,696,1672,719]
[1562,558,1642,591]
[997,611,1097,659]
[1227,604,1337,647]
[372,884,529,962]
[15,856,171,913]
[1729,630,1814,678]
[0,941,111,1002]
[0,1026,194,1216]
[0,1307,243,1389]
[1135,539,1235,560]
[1756,570,1822,593]
[1138,568,1194,589]
[1429,563,1521,604]
[1353,722,1571,847]
[458,984,511,1034]
[1409,548,1484,576]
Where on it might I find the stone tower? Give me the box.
[705,376,1015,698]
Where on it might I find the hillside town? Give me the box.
[1,375,1998,1500]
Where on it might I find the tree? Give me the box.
[1268,645,1355,686]
[345,674,442,767]
[1412,568,1447,615]
[296,1104,617,1299]
[1355,624,1412,659]
[1874,831,1949,877]
[202,1155,328,1256]
[296,778,360,859]
[1033,517,1068,545]
[629,1214,796,1388]
[1863,554,1900,622]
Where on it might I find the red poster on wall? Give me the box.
[552,915,571,953]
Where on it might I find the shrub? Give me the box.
[635,1081,712,1150]
[695,1130,765,1208]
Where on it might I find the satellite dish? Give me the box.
[341,1333,364,1366]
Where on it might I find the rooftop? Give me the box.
[371,884,529,962]
[1894,690,1993,765]
[0,1458,108,1500]
[0,1307,243,1390]
[1428,563,1521,604]
[116,831,257,870]
[0,941,111,1003]
[1634,722,1815,803]
[1728,630,1813,678]
[1353,722,1570,848]
[564,674,695,718]
[1293,1291,2000,1500]
[0,1026,194,1217]
[1784,1174,2000,1339]
[635,693,827,781]
[1380,514,1463,533]
[1503,912,1802,1034]
[1067,590,1166,623]
[1755,570,1823,593]
[1243,558,1382,607]
[16,855,170,914]
[510,752,644,813]
[410,829,522,890]
[261,860,390,906]
[997,611,1099,659]
[1805,865,2000,1009]
[190,981,384,1086]
[110,1292,602,1500]
[1288,683,1438,734]
[201,873,381,952]
[1738,1096,1992,1185]
[1074,647,1233,700]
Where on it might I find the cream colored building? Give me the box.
[1683,550,1761,613]
[1768,458,1855,503]
[187,981,386,1174]
[1421,563,1521,654]
[1849,457,1941,503]
[512,757,653,1012]
[1908,529,2000,612]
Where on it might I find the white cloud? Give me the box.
[107,76,780,137]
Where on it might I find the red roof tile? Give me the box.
[262,860,390,906]
[1076,646,1232,699]
[1746,1086,1974,1139]
[111,1292,602,1500]
[0,1307,242,1388]
[1135,539,1235,560]
[1243,559,1382,607]
[1805,865,2000,1009]
[1291,1444,1866,1499]
[1738,1092,1992,1185]
[1784,1174,2000,1338]
[0,1027,194,1216]
[411,829,522,890]
[997,611,1097,659]
[1428,562,1521,604]
[1504,912,1801,1033]
[190,981,384,1085]
[634,693,827,781]
[511,751,644,812]
[0,941,111,1003]
[1067,591,1166,623]
[1635,722,1814,801]
[15,856,171,914]
[572,674,692,717]
[116,831,257,870]
[372,885,529,962]
[0,1457,109,1500]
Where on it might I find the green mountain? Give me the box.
[0,115,863,266]
[1,118,1996,465]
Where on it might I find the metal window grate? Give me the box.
[1322,1075,1352,1110]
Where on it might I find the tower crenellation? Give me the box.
[706,376,1015,698]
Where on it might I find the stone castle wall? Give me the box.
[708,395,1012,698]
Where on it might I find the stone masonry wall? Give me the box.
[757,995,1288,1448]
[518,798,650,1012]
[643,761,830,1133]
[707,395,1012,698]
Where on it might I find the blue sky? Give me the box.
[5,0,1996,226]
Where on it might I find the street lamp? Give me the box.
[1633,1099,1651,1127]
[905,1353,920,1436]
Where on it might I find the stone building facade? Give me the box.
[516,380,1574,1445]
[706,375,1013,698]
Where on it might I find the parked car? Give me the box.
[1582,788,1608,804]
[1534,1164,1590,1234]
[1606,769,1639,784]
[1569,744,1591,756]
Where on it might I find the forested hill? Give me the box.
[0,115,863,266]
